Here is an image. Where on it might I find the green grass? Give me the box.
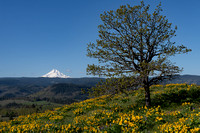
[0,83,200,132]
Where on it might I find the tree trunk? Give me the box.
[144,84,151,107]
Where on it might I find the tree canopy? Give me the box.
[87,1,191,106]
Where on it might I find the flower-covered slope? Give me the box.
[0,84,200,132]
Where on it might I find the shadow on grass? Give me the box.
[134,85,200,108]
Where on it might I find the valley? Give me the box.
[0,77,102,121]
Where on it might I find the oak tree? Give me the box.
[87,1,191,107]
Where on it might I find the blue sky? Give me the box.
[0,0,200,78]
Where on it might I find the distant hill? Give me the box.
[0,77,103,99]
[31,83,89,104]
[0,84,43,99]
[164,75,200,85]
[0,75,200,101]
[0,77,103,86]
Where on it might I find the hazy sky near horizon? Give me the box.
[0,0,200,78]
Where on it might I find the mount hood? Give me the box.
[42,69,70,78]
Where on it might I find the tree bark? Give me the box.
[144,84,151,107]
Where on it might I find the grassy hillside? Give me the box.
[0,83,200,132]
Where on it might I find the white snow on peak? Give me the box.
[41,69,70,78]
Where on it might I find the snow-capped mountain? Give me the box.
[41,69,70,78]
